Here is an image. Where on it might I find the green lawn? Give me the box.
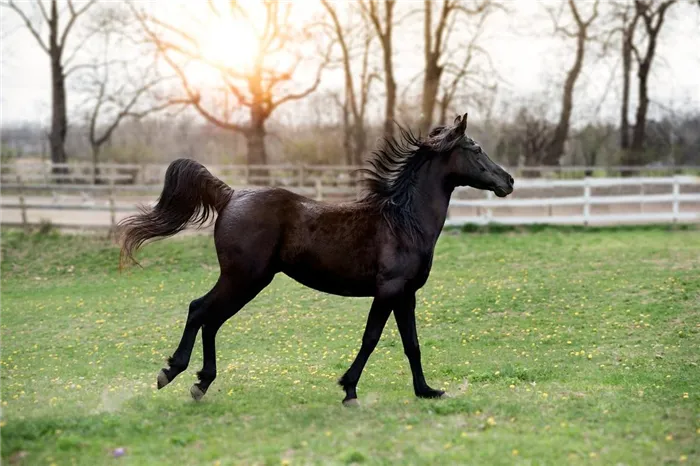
[1,227,698,465]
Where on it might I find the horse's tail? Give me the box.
[118,158,233,269]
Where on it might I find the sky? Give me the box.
[1,0,699,128]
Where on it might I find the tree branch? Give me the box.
[59,0,97,54]
[36,0,50,23]
[1,0,49,53]
[270,41,332,111]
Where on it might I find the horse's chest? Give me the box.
[387,250,434,291]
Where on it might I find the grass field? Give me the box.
[1,227,699,465]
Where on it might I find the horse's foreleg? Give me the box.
[338,298,391,406]
[394,293,445,398]
[338,298,392,406]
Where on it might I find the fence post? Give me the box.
[315,178,323,201]
[298,164,306,187]
[583,177,591,226]
[672,175,680,223]
[485,191,493,225]
[17,174,28,232]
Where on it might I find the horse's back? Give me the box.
[214,187,381,296]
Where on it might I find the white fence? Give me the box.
[446,176,700,226]
[1,176,699,230]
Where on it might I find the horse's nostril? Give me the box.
[509,176,514,185]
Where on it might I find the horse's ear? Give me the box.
[453,114,462,126]
[456,112,467,134]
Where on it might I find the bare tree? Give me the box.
[1,0,97,171]
[134,1,331,174]
[614,1,640,155]
[434,8,497,127]
[70,6,175,182]
[627,0,678,163]
[419,0,499,135]
[79,60,172,182]
[359,0,397,137]
[322,1,378,166]
[544,0,600,166]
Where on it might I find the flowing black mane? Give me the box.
[358,122,466,237]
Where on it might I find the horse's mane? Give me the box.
[358,121,466,239]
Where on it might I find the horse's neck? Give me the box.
[411,161,453,246]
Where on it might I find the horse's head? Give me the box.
[429,113,514,197]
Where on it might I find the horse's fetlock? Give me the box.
[167,356,188,372]
[338,373,355,389]
[197,369,216,382]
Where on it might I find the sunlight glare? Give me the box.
[198,17,259,74]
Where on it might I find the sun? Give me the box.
[198,17,259,74]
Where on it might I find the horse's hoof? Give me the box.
[157,370,170,390]
[416,388,446,399]
[190,384,206,401]
[342,398,360,408]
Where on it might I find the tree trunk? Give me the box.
[620,14,634,166]
[630,62,650,161]
[584,149,597,176]
[246,123,268,184]
[49,39,68,178]
[91,144,101,184]
[420,61,441,135]
[419,0,439,136]
[352,126,367,166]
[341,99,353,166]
[626,0,675,172]
[438,93,449,127]
[383,51,396,138]
[545,33,586,166]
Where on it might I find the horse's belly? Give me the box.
[282,265,375,297]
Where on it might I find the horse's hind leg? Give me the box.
[156,290,215,389]
[189,275,273,401]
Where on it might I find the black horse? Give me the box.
[119,113,514,405]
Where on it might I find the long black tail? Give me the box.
[118,159,232,268]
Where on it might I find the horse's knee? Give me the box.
[167,355,189,371]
